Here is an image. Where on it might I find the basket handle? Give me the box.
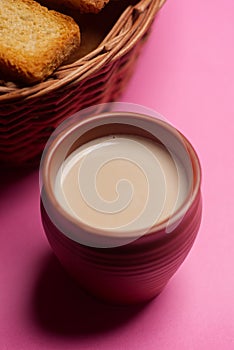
[159,0,167,8]
[134,0,167,13]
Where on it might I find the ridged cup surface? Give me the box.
[40,111,202,304]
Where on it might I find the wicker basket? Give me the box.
[0,0,166,165]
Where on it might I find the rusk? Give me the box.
[0,0,81,84]
[40,0,110,13]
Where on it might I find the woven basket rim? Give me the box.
[0,0,166,102]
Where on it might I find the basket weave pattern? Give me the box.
[0,0,166,165]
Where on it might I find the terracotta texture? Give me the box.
[40,112,202,304]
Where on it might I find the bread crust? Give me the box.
[0,0,81,84]
[41,0,110,13]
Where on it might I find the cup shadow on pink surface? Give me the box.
[31,253,150,336]
[0,166,35,194]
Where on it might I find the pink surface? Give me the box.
[1,0,234,348]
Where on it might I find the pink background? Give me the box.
[1,0,234,348]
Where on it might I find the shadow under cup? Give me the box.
[40,112,202,305]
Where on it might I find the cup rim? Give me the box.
[41,111,202,242]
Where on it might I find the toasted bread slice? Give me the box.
[0,0,81,84]
[40,0,110,13]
